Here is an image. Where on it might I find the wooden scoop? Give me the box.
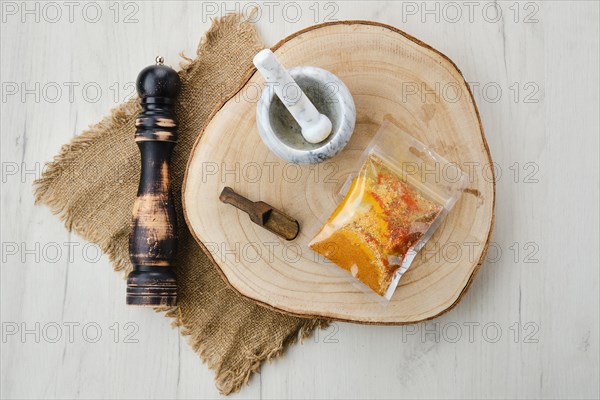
[219,186,300,240]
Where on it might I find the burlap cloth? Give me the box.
[34,13,328,395]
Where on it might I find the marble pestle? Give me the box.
[253,49,332,144]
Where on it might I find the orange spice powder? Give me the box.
[309,154,443,296]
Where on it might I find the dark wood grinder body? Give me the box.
[126,57,181,307]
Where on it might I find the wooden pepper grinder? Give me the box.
[126,56,181,307]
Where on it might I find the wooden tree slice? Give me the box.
[182,21,494,324]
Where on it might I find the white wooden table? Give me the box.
[1,1,598,399]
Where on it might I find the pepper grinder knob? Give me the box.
[126,57,181,307]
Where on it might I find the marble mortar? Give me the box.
[256,66,356,164]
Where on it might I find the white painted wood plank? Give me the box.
[1,1,598,399]
[257,1,598,399]
[0,3,258,399]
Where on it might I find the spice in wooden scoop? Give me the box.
[219,186,300,240]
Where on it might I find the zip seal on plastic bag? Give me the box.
[309,120,467,302]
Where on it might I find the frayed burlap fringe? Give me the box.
[34,99,139,272]
[34,13,328,395]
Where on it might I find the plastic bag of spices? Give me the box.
[309,121,467,300]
